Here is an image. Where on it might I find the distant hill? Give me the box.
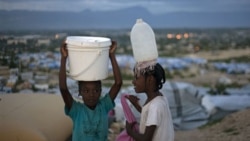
[1,6,250,31]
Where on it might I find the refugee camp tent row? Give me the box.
[213,62,250,74]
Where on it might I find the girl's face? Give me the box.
[79,81,101,109]
[132,74,146,93]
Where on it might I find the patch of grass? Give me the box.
[223,128,236,133]
[226,82,243,88]
[173,70,184,78]
[188,73,196,78]
[223,128,239,135]
[231,132,240,135]
[199,118,223,129]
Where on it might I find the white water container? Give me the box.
[66,36,111,81]
[130,18,158,62]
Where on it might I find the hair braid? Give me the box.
[144,63,166,91]
[153,63,165,90]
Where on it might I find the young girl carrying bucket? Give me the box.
[59,40,122,141]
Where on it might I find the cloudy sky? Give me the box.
[1,0,250,14]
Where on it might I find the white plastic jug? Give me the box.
[66,36,111,81]
[130,18,158,62]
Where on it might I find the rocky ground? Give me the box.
[174,108,250,141]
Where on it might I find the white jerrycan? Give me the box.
[130,18,158,62]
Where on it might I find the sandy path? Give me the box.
[187,48,250,61]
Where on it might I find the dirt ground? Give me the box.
[188,48,250,61]
[174,108,250,141]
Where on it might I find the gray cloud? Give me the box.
[0,0,250,14]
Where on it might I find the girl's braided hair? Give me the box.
[143,63,166,91]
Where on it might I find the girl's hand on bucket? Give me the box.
[109,41,117,55]
[60,41,68,58]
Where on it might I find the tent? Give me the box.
[161,81,209,130]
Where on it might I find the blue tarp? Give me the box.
[213,62,250,74]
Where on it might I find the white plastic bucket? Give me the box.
[130,18,158,62]
[65,36,111,81]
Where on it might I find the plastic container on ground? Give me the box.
[130,18,158,62]
[66,36,111,81]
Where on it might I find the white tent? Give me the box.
[161,81,209,130]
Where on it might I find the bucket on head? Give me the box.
[130,18,158,62]
[65,36,111,81]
